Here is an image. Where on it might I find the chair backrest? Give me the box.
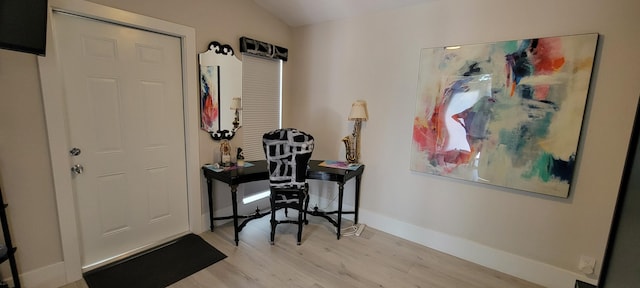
[262,128,314,189]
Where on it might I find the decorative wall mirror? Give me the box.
[199,41,242,140]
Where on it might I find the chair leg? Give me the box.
[297,196,304,245]
[303,185,310,225]
[270,197,276,245]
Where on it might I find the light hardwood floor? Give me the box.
[61,214,543,287]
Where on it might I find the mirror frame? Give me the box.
[198,41,242,140]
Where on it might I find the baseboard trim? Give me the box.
[359,209,598,288]
[7,261,67,288]
[201,205,235,232]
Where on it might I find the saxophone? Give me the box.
[342,133,357,164]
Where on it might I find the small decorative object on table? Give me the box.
[220,139,232,167]
[236,147,245,167]
[319,160,362,171]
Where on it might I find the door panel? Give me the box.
[53,12,189,268]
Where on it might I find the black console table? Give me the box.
[202,160,364,245]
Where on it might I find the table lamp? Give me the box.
[343,100,368,164]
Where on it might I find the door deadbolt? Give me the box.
[70,147,81,156]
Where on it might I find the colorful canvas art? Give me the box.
[411,34,598,197]
[200,65,219,132]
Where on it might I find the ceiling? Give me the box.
[252,0,434,27]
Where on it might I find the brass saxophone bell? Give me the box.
[342,134,357,163]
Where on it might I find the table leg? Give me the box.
[230,184,240,246]
[355,174,361,224]
[206,178,214,231]
[337,182,344,240]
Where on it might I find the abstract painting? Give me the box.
[411,33,598,197]
[200,65,219,132]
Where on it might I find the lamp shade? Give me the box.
[348,100,368,120]
[230,97,242,110]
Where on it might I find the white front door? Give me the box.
[52,11,189,269]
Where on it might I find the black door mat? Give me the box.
[83,233,226,288]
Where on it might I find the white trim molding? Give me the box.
[4,262,66,288]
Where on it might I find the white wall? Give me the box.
[0,49,64,285]
[289,0,640,287]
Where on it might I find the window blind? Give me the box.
[241,54,282,161]
[240,54,282,203]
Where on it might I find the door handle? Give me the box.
[71,164,84,175]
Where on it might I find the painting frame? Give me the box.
[410,33,598,197]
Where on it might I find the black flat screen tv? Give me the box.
[0,0,48,56]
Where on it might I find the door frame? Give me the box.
[37,0,201,282]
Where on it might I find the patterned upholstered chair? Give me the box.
[262,128,314,245]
